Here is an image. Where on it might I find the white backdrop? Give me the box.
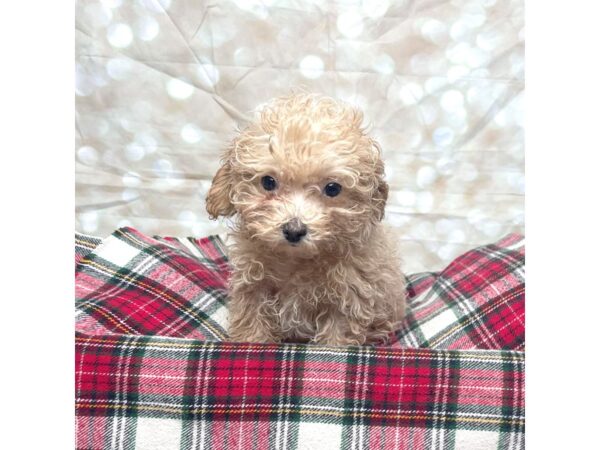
[75,0,524,273]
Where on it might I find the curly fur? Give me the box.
[206,93,406,346]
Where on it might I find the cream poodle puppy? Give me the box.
[206,93,405,346]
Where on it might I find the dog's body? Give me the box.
[206,93,405,346]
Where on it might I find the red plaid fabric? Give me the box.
[75,228,525,450]
[393,234,525,351]
[75,229,230,340]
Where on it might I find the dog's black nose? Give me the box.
[282,218,308,243]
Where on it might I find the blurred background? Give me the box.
[75,0,524,274]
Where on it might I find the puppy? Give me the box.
[206,93,405,346]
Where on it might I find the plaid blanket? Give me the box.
[75,228,524,450]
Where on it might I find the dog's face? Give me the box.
[206,94,388,257]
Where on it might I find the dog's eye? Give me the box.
[324,182,342,197]
[261,175,277,191]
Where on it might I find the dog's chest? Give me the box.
[270,269,336,339]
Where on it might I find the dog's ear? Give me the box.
[206,159,235,219]
[373,173,389,221]
[371,140,388,222]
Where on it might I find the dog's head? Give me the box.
[206,93,388,257]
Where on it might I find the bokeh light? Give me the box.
[166,78,195,100]
[107,23,133,48]
[300,55,325,79]
[337,10,364,39]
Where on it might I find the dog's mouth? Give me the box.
[277,235,320,258]
[283,237,308,248]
